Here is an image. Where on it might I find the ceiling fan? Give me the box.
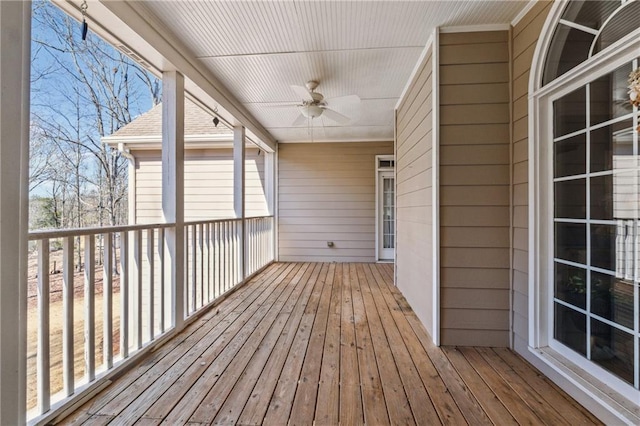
[278,80,361,127]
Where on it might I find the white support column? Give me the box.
[265,151,275,216]
[265,146,277,262]
[0,1,30,424]
[234,126,246,280]
[162,71,185,331]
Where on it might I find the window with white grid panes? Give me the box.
[552,59,639,389]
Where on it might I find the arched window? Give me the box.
[543,0,640,85]
[532,0,640,399]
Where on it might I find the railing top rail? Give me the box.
[28,222,175,241]
[29,215,275,240]
[184,215,274,227]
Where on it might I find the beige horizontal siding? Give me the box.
[277,142,392,263]
[395,46,434,336]
[133,148,268,224]
[439,30,511,347]
[511,1,553,351]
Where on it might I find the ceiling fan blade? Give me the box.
[260,101,300,108]
[292,113,308,126]
[324,94,360,109]
[321,107,351,125]
[264,104,299,109]
[291,85,313,102]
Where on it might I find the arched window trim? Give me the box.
[527,1,640,420]
[531,0,640,96]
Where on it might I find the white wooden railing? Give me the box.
[26,216,274,423]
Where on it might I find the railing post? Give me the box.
[162,71,185,330]
[0,1,30,424]
[234,126,246,281]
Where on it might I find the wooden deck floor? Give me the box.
[61,262,600,425]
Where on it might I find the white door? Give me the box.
[378,171,395,260]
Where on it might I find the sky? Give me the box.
[29,0,158,199]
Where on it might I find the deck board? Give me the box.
[59,262,601,426]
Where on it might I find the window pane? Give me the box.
[555,134,586,177]
[590,119,634,172]
[555,223,587,264]
[591,318,634,385]
[562,0,619,30]
[593,1,640,55]
[555,303,587,356]
[613,172,638,219]
[555,262,587,309]
[591,224,617,271]
[590,63,633,126]
[591,272,634,329]
[591,172,637,221]
[554,88,587,137]
[555,179,586,219]
[544,25,595,85]
[590,174,613,220]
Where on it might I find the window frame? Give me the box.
[530,7,640,404]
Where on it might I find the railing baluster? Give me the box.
[120,231,129,358]
[158,228,165,333]
[254,218,257,273]
[231,221,236,286]
[134,229,143,349]
[37,238,50,413]
[147,228,155,341]
[201,223,211,305]
[62,236,74,396]
[216,222,221,297]
[84,234,96,382]
[103,233,113,369]
[184,225,189,315]
[199,223,204,308]
[246,219,250,276]
[236,221,239,284]
[205,223,211,304]
[210,223,215,298]
[191,224,197,311]
[222,222,227,292]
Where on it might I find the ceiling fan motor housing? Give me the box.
[300,104,323,118]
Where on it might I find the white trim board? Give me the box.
[395,34,434,111]
[431,27,441,347]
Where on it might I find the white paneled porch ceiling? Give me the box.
[136,1,528,143]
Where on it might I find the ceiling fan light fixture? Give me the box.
[300,104,323,119]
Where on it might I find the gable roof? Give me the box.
[103,98,233,149]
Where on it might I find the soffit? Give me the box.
[138,1,528,143]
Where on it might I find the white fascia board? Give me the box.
[54,0,276,152]
[277,138,394,144]
[439,23,511,33]
[103,135,234,150]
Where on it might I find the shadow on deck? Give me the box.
[61,262,600,425]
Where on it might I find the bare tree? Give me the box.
[34,2,160,225]
[30,1,160,269]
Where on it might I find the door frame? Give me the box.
[375,155,395,261]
